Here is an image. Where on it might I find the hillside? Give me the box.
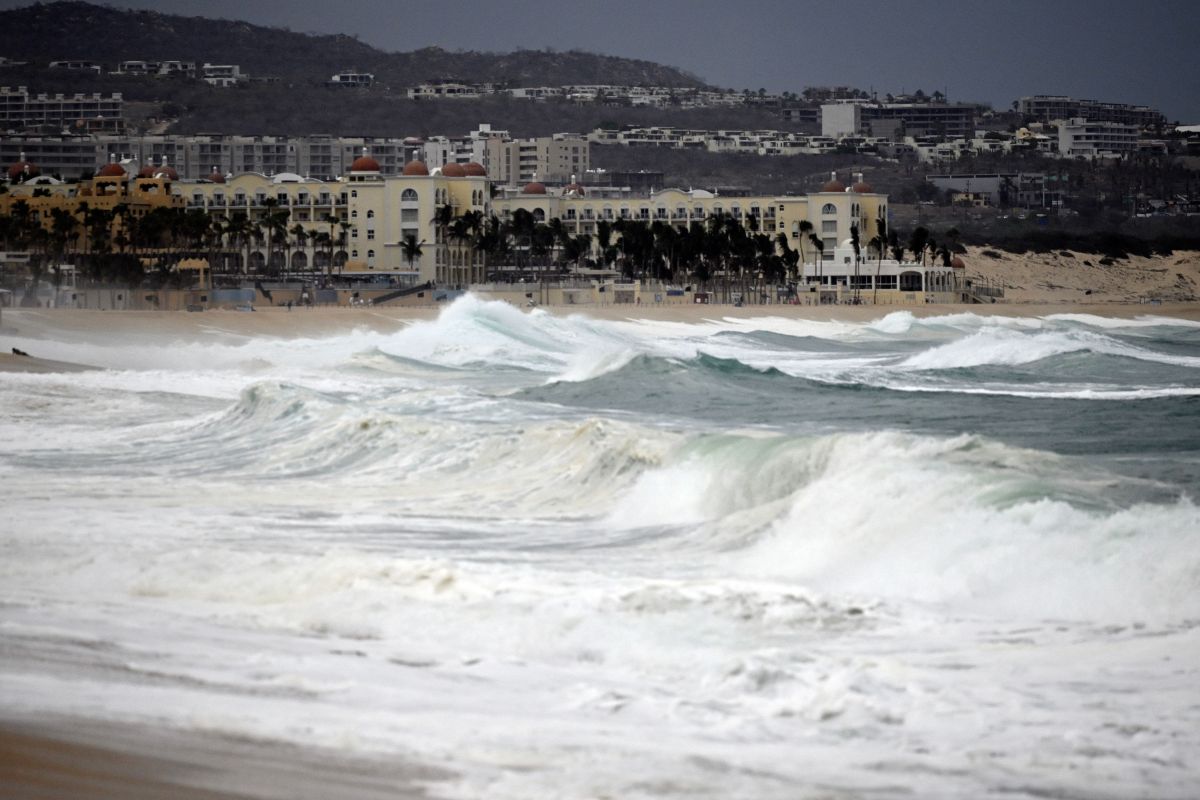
[0,1,707,88]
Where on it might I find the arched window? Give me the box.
[351,210,358,218]
[822,203,837,215]
[367,249,375,258]
[366,209,375,218]
[351,190,358,198]
[401,188,418,202]
[533,208,546,223]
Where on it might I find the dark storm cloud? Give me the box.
[6,0,1197,120]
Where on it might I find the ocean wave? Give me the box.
[898,326,1200,370]
[728,431,1200,621]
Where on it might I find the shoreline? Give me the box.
[0,713,449,800]
[1,300,1197,372]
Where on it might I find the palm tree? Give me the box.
[888,229,904,262]
[288,223,307,279]
[873,213,888,305]
[596,219,615,269]
[776,232,799,285]
[908,226,930,266]
[400,234,424,272]
[797,219,813,283]
[808,233,824,297]
[849,223,861,303]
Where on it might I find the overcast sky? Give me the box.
[11,0,1199,121]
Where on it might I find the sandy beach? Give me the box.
[0,714,449,800]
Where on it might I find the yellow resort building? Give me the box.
[2,150,970,306]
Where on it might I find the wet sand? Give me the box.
[0,715,449,800]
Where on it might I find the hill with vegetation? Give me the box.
[0,1,707,88]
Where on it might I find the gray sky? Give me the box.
[11,0,1200,121]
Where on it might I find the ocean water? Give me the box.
[2,297,1199,798]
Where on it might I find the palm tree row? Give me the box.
[447,210,804,302]
[0,203,355,289]
[3,198,971,300]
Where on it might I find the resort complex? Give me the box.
[0,149,976,309]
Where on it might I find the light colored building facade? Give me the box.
[5,149,964,303]
[1057,118,1138,159]
[1019,95,1164,128]
[329,72,374,88]
[481,133,589,186]
[0,134,427,180]
[822,101,976,139]
[201,64,245,87]
[0,86,123,132]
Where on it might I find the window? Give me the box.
[367,230,375,240]
[352,250,358,258]
[366,209,375,218]
[401,209,418,223]
[822,220,837,234]
[367,249,375,258]
[401,188,417,202]
[822,203,837,215]
[351,190,357,198]
[351,210,358,218]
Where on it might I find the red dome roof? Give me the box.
[97,162,126,178]
[821,177,845,192]
[208,169,226,184]
[137,165,157,178]
[464,162,486,177]
[441,162,467,177]
[522,181,547,195]
[951,256,966,269]
[563,182,585,196]
[402,160,429,176]
[8,159,39,181]
[852,181,874,193]
[351,155,380,172]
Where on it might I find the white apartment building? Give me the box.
[201,64,245,87]
[329,72,374,88]
[1057,117,1138,159]
[0,86,123,132]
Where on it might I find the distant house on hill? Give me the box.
[328,71,374,88]
[201,64,245,87]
